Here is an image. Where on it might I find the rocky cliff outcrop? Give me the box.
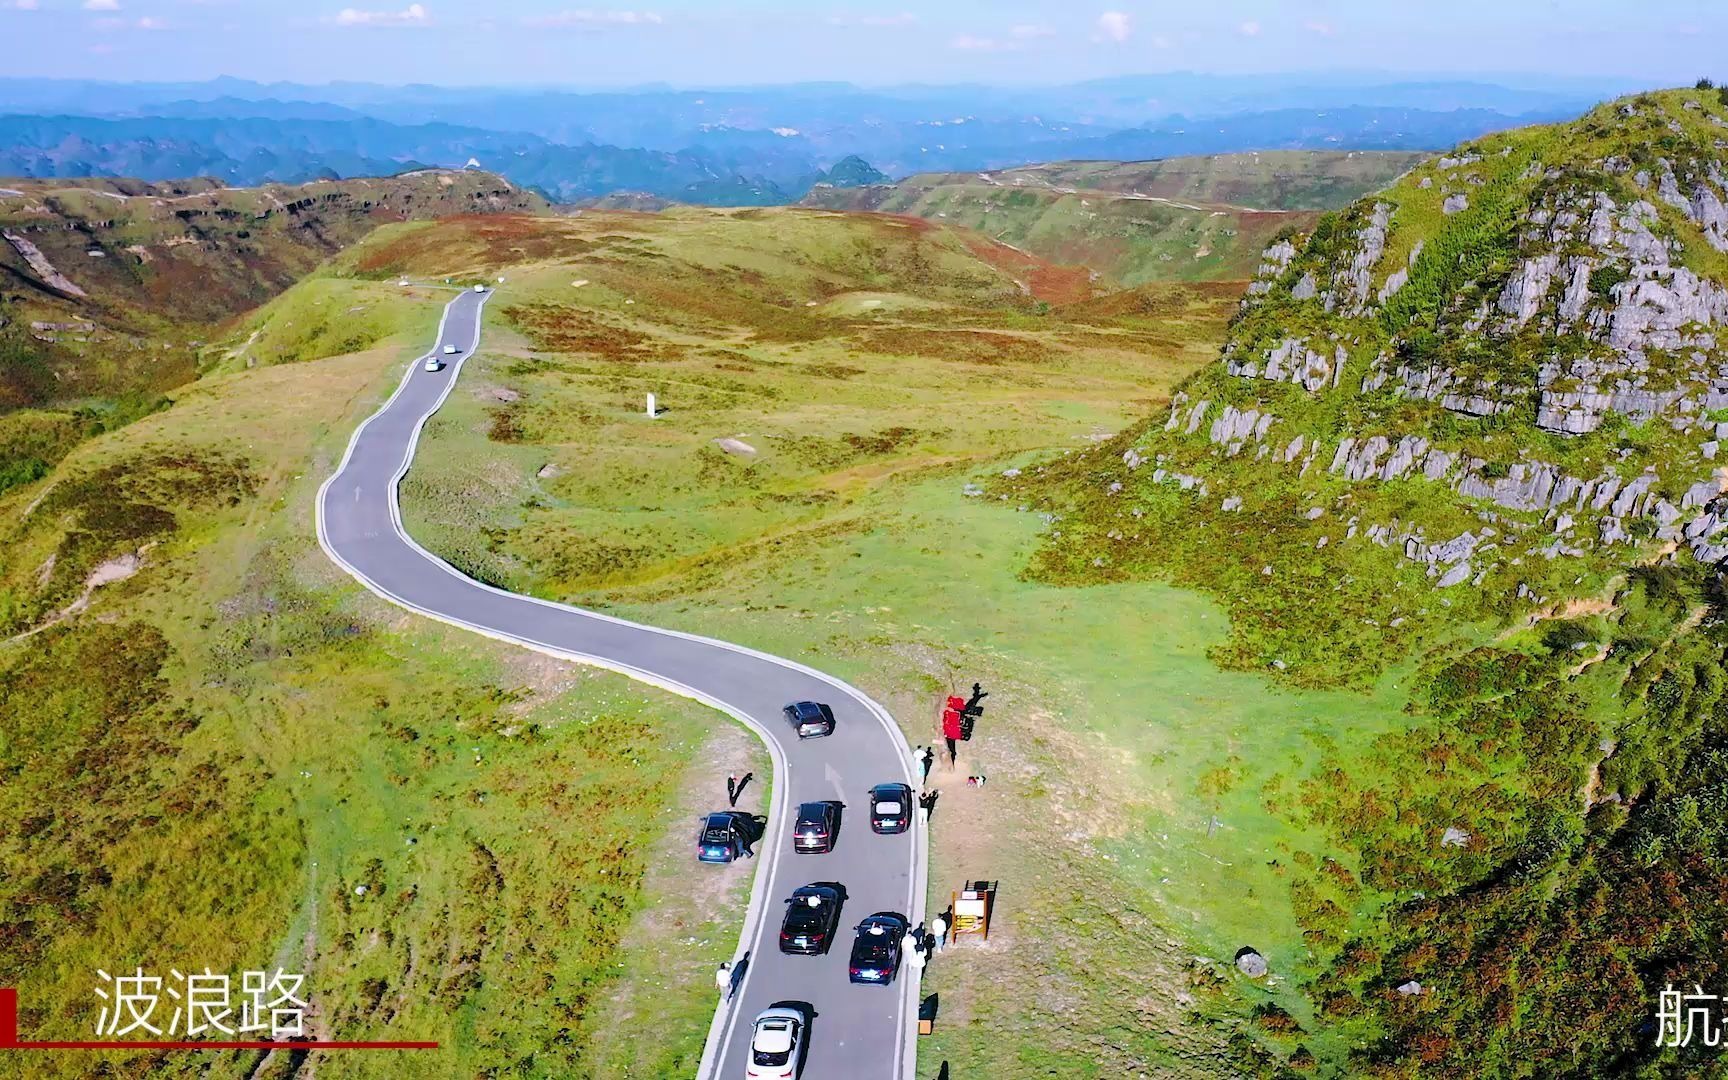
[1090,88,1728,604]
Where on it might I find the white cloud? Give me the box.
[951,21,1055,51]
[1095,10,1130,43]
[1303,19,1335,36]
[6,0,42,10]
[950,33,1017,52]
[331,3,429,27]
[136,15,165,29]
[1237,19,1262,36]
[828,12,916,27]
[523,10,664,28]
[83,0,121,9]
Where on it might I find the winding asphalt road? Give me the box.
[316,286,924,1079]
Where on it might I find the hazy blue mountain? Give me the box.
[0,73,1638,205]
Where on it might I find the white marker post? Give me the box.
[646,392,657,418]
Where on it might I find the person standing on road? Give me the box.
[918,789,938,826]
[726,773,739,807]
[916,746,934,783]
[902,926,922,961]
[905,939,927,979]
[715,960,733,998]
[931,914,948,953]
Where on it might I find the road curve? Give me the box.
[315,286,925,1080]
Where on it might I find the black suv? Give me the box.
[783,700,835,739]
[848,912,909,984]
[792,801,840,853]
[779,884,843,955]
[696,810,755,863]
[868,783,913,834]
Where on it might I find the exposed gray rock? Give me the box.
[1208,404,1274,447]
[1221,495,1243,512]
[1436,561,1474,587]
[1605,268,1728,352]
[1337,202,1392,312]
[1497,253,1558,324]
[1235,950,1269,978]
[1378,266,1409,302]
[1183,400,1210,435]
[1441,826,1471,848]
[1442,194,1469,215]
[1556,258,1594,323]
[1226,337,1347,393]
[1683,479,1722,508]
[1331,434,1392,481]
[1291,272,1318,301]
[3,230,87,298]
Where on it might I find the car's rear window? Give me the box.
[874,801,902,814]
[754,1020,794,1057]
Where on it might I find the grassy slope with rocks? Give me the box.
[0,170,546,496]
[800,151,1423,287]
[1003,87,1728,1074]
[0,272,759,1078]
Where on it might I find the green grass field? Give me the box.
[0,296,760,1078]
[801,151,1423,287]
[368,208,1443,1073]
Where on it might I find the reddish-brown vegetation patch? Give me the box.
[354,216,604,276]
[854,327,1059,366]
[504,303,661,361]
[956,232,1095,305]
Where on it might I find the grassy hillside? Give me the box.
[999,87,1728,1074]
[800,150,1422,286]
[0,170,546,496]
[0,282,756,1077]
[351,206,1416,1075]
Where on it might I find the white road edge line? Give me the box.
[313,288,927,1080]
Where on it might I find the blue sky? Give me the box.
[0,0,1720,87]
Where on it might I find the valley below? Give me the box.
[4,89,1728,1079]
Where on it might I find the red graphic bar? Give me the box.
[0,989,437,1051]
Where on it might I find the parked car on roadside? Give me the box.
[696,810,754,863]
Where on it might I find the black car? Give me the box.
[792,801,840,854]
[848,912,909,984]
[696,810,754,863]
[778,884,843,955]
[783,700,835,739]
[868,783,913,834]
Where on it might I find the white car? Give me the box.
[472,283,486,293]
[745,1007,804,1079]
[424,356,441,372]
[443,344,458,355]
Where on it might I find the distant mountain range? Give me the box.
[0,74,1639,205]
